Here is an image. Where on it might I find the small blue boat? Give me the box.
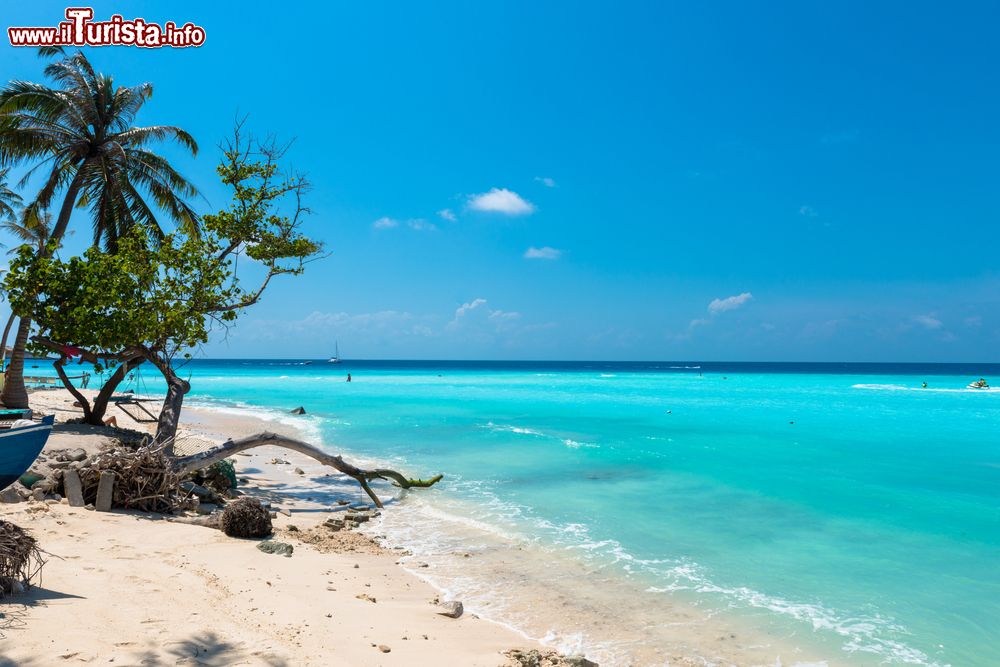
[0,415,55,490]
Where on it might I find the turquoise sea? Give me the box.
[45,360,1000,665]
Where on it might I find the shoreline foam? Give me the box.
[183,398,839,666]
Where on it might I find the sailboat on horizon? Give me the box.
[327,341,341,364]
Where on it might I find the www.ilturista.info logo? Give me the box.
[8,7,205,48]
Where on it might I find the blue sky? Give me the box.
[1,1,998,361]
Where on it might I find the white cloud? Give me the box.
[372,216,399,229]
[437,208,457,222]
[799,205,818,217]
[374,216,436,231]
[448,297,521,333]
[964,315,982,328]
[407,219,437,232]
[523,246,562,260]
[453,298,487,320]
[467,188,535,215]
[247,309,436,342]
[913,314,943,330]
[708,292,754,315]
[534,176,557,188]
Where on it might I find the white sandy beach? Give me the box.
[0,389,562,666]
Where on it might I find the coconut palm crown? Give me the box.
[0,50,199,251]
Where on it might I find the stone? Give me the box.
[66,448,87,462]
[95,470,115,511]
[323,518,345,531]
[345,512,371,523]
[196,503,220,515]
[256,540,294,557]
[294,467,305,475]
[63,469,85,507]
[48,460,72,469]
[436,600,463,618]
[563,656,599,667]
[290,406,306,415]
[0,486,22,503]
[377,645,391,653]
[31,478,53,491]
[179,481,213,499]
[85,503,95,511]
[31,487,46,502]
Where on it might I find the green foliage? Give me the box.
[3,130,322,364]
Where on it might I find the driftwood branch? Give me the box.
[172,432,443,509]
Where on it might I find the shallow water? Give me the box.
[65,360,1000,665]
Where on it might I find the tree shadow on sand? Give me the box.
[0,586,86,640]
[134,631,289,667]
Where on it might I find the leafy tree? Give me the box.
[7,126,321,440]
[0,50,198,407]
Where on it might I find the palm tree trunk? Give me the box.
[0,311,15,369]
[1,316,32,408]
[3,168,88,406]
[46,167,87,254]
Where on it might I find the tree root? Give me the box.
[171,432,442,508]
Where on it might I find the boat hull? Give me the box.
[0,415,55,490]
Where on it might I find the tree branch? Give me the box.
[171,431,443,509]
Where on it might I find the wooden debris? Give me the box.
[0,519,45,598]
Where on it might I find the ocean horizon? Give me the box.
[32,358,996,665]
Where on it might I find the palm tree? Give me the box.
[0,50,199,408]
[0,168,24,381]
[0,167,21,222]
[0,210,51,395]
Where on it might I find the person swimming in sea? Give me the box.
[922,381,927,388]
[346,373,352,383]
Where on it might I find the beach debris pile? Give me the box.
[0,519,45,598]
[220,497,273,538]
[503,649,600,667]
[0,438,230,514]
[74,442,183,513]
